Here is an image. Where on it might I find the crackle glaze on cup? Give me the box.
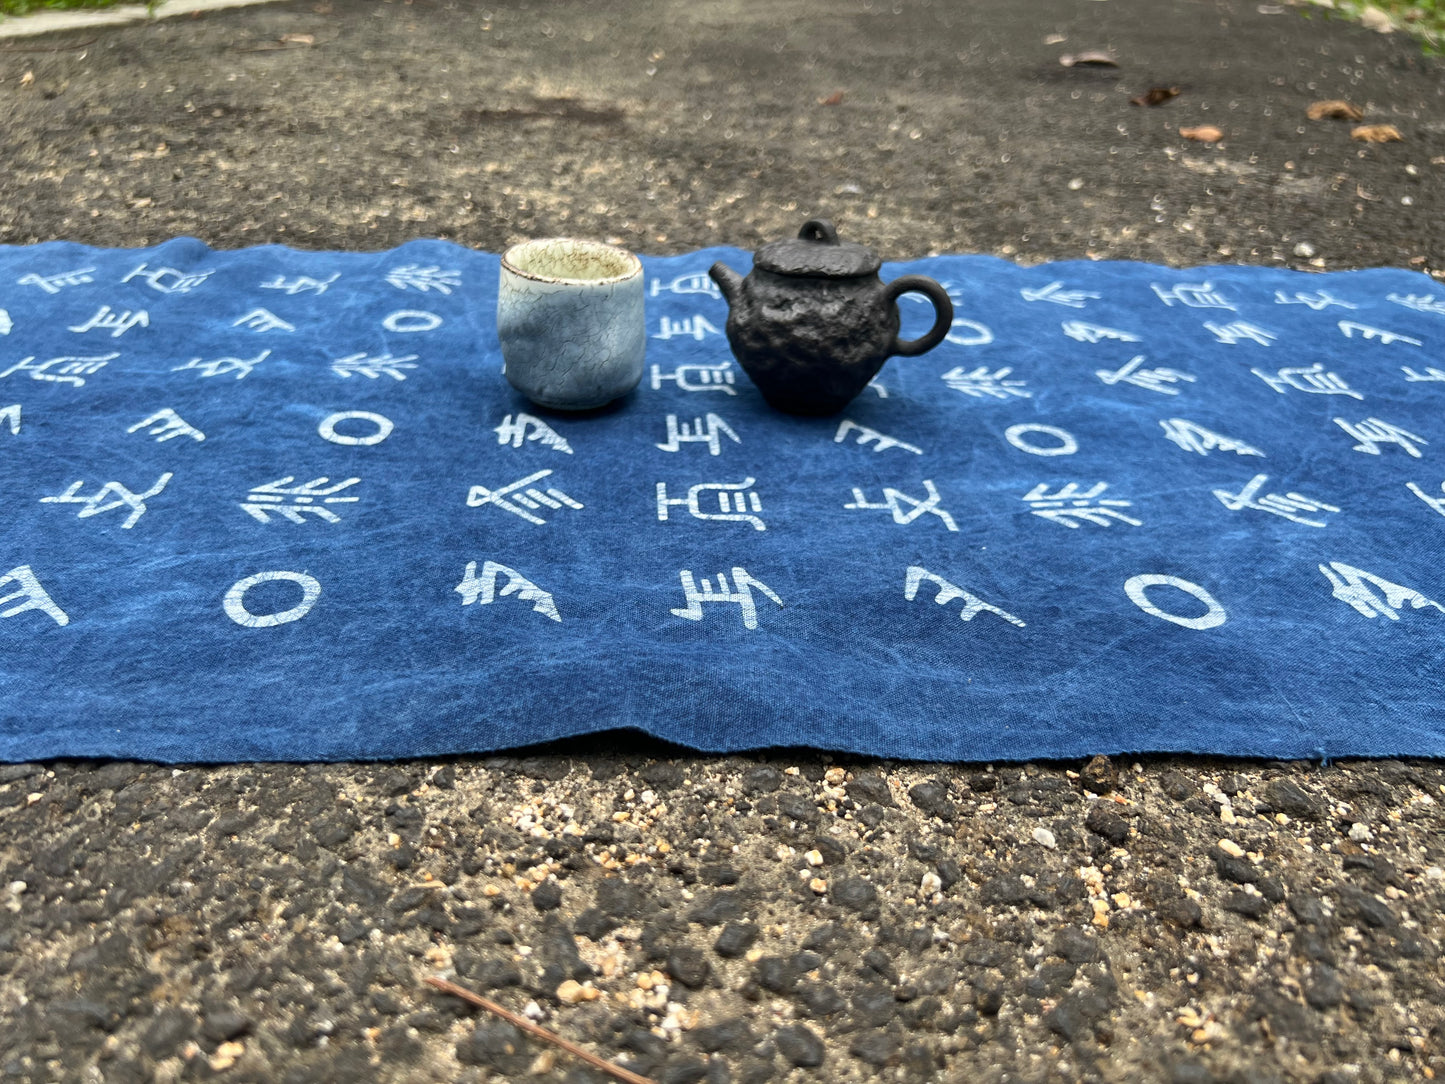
[497,238,645,410]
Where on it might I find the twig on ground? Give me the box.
[424,976,658,1084]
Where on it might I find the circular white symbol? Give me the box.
[223,571,322,628]
[382,310,443,333]
[319,410,393,446]
[1005,423,1078,457]
[945,319,993,346]
[1123,574,1227,630]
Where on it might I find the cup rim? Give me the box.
[501,238,642,287]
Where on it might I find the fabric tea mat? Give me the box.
[1,237,1442,763]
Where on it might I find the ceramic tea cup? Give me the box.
[497,238,645,410]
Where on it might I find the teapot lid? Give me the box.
[754,219,881,278]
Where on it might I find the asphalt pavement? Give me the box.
[0,0,1443,1081]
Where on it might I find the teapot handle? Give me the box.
[885,276,954,358]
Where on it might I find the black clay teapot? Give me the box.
[709,219,953,415]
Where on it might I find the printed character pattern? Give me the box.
[0,237,1441,764]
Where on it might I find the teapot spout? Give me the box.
[709,261,743,306]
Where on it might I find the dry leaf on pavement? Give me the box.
[1131,86,1181,107]
[1352,124,1403,143]
[1307,100,1363,121]
[1179,125,1223,143]
[1060,51,1118,68]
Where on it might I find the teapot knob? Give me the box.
[797,218,840,245]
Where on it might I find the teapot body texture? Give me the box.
[708,219,953,416]
[720,269,898,416]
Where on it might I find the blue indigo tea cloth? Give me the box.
[0,237,1442,763]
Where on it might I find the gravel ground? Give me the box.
[2,754,1444,1083]
[1,0,1443,1081]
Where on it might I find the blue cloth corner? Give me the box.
[1,238,1442,763]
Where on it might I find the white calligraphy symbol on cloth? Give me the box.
[1096,355,1195,395]
[1274,290,1357,311]
[945,319,993,346]
[1124,574,1228,630]
[223,571,322,629]
[834,419,922,455]
[1406,481,1445,519]
[1251,363,1362,400]
[1204,321,1276,346]
[456,560,561,623]
[671,567,783,630]
[1387,293,1445,316]
[1338,321,1422,347]
[68,306,148,338]
[1159,419,1263,457]
[1,354,116,388]
[1005,424,1077,457]
[650,271,722,298]
[331,352,419,380]
[1402,366,1445,383]
[17,267,95,294]
[1212,474,1339,528]
[1061,321,1140,343]
[41,473,172,530]
[846,480,958,531]
[658,414,741,456]
[0,310,10,336]
[385,265,461,293]
[233,309,296,333]
[319,412,393,447]
[0,565,69,627]
[495,413,572,455]
[942,366,1030,399]
[654,315,723,341]
[122,263,212,293]
[260,273,339,295]
[1150,282,1235,310]
[0,404,18,435]
[382,310,443,333]
[467,469,583,525]
[1022,483,1140,529]
[1020,281,1099,308]
[128,409,205,443]
[1318,562,1444,621]
[650,361,737,394]
[1333,417,1427,458]
[905,567,1025,628]
[657,479,765,531]
[173,350,270,381]
[241,477,360,525]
